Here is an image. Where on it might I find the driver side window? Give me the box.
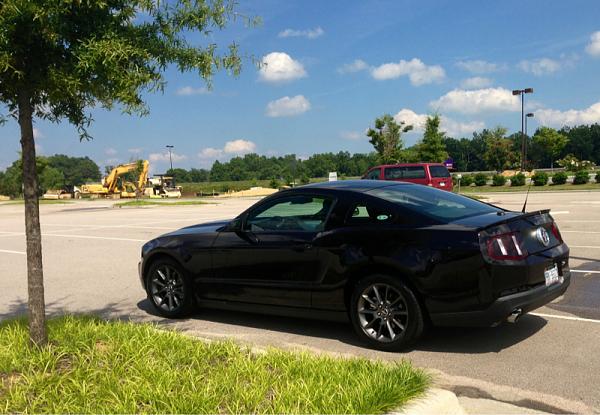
[245,195,334,232]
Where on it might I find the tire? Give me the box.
[145,258,195,318]
[350,274,424,351]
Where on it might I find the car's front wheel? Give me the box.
[350,274,424,351]
[146,258,194,318]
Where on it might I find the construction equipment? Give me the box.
[77,160,149,199]
[145,175,182,198]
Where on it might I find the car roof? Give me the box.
[371,162,445,168]
[299,179,412,193]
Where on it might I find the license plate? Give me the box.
[439,182,446,186]
[544,264,560,286]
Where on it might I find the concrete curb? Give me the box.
[394,388,466,415]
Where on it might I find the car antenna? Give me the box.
[521,175,533,213]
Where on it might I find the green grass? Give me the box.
[0,316,429,414]
[2,199,73,205]
[459,182,600,193]
[114,200,209,207]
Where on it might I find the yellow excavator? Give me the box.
[76,160,149,199]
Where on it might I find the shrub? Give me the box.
[596,172,600,184]
[474,173,488,186]
[460,175,474,186]
[532,171,549,186]
[557,154,595,172]
[573,170,590,184]
[551,171,568,185]
[492,174,507,186]
[510,173,526,186]
[269,178,281,189]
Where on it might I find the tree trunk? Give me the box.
[17,90,47,346]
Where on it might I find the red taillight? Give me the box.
[551,222,563,243]
[486,232,528,261]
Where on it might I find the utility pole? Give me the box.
[512,88,533,171]
[525,113,534,165]
[166,145,174,171]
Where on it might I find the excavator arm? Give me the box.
[103,160,149,193]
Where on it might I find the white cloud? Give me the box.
[340,131,363,140]
[337,59,369,74]
[585,31,600,57]
[265,95,311,117]
[176,86,210,96]
[259,52,307,83]
[430,87,520,114]
[459,76,493,89]
[105,147,117,156]
[455,60,503,74]
[536,101,600,127]
[278,27,324,39]
[128,147,143,154]
[148,152,187,162]
[33,128,44,139]
[198,147,224,159]
[223,139,256,154]
[370,58,445,85]
[393,108,484,137]
[198,140,257,162]
[518,58,561,76]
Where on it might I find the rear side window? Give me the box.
[364,169,380,180]
[429,165,450,178]
[384,166,426,179]
[368,184,500,222]
[346,201,395,225]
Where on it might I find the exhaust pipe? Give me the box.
[507,308,522,324]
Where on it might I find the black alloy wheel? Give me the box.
[146,258,194,317]
[350,274,424,351]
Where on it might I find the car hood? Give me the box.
[161,219,232,237]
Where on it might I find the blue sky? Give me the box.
[2,0,600,173]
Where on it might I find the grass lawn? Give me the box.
[459,182,600,193]
[1,199,74,205]
[114,200,210,207]
[0,316,429,414]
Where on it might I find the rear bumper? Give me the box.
[430,271,571,327]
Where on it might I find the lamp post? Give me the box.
[525,113,534,169]
[166,145,174,172]
[512,88,533,171]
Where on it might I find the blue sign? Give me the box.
[444,158,454,169]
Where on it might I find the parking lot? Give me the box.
[1,191,599,412]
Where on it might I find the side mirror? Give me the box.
[225,217,243,232]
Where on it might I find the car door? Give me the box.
[206,193,336,307]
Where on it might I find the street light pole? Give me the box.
[525,113,534,165]
[166,145,174,171]
[512,88,533,171]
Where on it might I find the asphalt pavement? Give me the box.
[1,190,599,412]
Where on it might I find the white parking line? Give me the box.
[0,249,25,255]
[531,312,600,324]
[561,230,600,234]
[570,245,600,249]
[43,234,146,242]
[571,270,600,274]
[551,211,570,214]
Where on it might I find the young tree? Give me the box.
[417,114,448,162]
[532,127,568,169]
[367,114,413,164]
[0,0,249,346]
[482,127,517,172]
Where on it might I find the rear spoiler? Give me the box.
[479,209,552,231]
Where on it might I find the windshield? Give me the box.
[368,184,501,222]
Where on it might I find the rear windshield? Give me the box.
[384,166,426,179]
[429,165,450,178]
[368,184,500,222]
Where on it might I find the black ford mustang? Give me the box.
[139,180,570,350]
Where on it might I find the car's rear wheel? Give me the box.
[350,274,424,351]
[146,258,194,318]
